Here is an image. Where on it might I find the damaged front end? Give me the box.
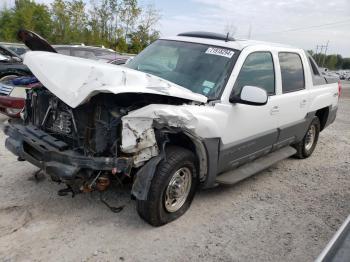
[4,51,210,199]
[4,87,201,197]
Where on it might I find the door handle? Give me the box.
[270,106,280,115]
[300,99,307,107]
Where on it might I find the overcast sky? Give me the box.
[2,0,350,56]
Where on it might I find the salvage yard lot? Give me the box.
[0,82,349,262]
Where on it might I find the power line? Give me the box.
[255,19,350,36]
[322,40,330,67]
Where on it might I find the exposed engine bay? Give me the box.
[19,87,193,195]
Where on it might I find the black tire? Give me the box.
[293,117,320,159]
[136,146,198,226]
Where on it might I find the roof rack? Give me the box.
[178,31,235,41]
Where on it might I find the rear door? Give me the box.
[274,51,311,147]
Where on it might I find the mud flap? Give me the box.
[131,155,163,200]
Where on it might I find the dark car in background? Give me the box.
[0,42,29,57]
[0,45,31,81]
[54,45,133,64]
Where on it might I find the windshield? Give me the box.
[126,40,238,99]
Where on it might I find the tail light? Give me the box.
[338,81,342,98]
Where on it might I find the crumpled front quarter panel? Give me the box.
[122,104,229,139]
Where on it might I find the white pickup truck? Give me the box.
[4,31,340,226]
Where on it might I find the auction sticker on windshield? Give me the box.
[205,47,235,58]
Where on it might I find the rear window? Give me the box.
[279,52,305,93]
[308,57,320,76]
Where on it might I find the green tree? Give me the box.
[0,0,161,54]
[0,0,52,41]
[120,0,140,40]
[335,54,343,69]
[66,0,88,42]
[343,58,350,69]
[0,8,15,41]
[326,55,338,70]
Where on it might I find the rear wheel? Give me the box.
[293,117,320,159]
[136,146,197,226]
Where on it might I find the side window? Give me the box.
[233,52,275,95]
[279,52,305,93]
[307,55,327,86]
[308,56,320,76]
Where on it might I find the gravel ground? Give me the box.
[0,82,349,262]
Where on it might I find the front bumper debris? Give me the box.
[4,121,133,180]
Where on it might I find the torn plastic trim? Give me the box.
[131,155,163,200]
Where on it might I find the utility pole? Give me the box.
[248,23,252,39]
[318,45,324,65]
[322,40,329,68]
[315,45,319,64]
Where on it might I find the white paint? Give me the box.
[23,51,207,108]
[119,43,338,161]
[240,86,268,104]
[121,118,159,167]
[22,40,338,166]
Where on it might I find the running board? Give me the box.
[215,146,297,185]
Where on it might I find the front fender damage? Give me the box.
[120,105,208,200]
[121,117,159,168]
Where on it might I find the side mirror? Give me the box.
[229,85,268,106]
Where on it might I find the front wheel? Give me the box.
[293,117,320,159]
[136,146,198,226]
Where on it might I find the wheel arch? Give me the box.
[131,129,220,200]
[165,131,220,189]
[315,106,330,131]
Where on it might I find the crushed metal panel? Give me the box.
[121,117,159,167]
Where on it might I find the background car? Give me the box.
[0,45,31,81]
[0,30,135,118]
[0,42,29,57]
[0,76,40,117]
[0,44,32,117]
[54,45,133,65]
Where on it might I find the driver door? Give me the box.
[218,51,280,173]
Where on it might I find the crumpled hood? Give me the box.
[23,51,207,108]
